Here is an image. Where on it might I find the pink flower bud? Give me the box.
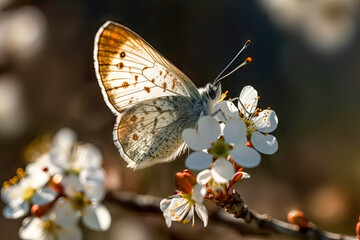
[175,169,196,194]
[356,217,360,239]
[287,209,310,229]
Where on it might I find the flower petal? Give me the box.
[84,181,105,202]
[1,186,10,204]
[214,101,238,121]
[253,110,278,133]
[82,204,111,231]
[79,168,105,185]
[196,169,211,185]
[160,196,175,212]
[191,184,205,203]
[182,128,211,151]
[198,116,221,142]
[53,128,77,150]
[251,132,278,155]
[62,174,84,197]
[185,152,212,171]
[58,226,82,240]
[238,85,258,114]
[160,195,180,227]
[26,154,62,176]
[19,217,44,240]
[3,198,29,219]
[223,118,247,144]
[32,187,57,206]
[240,172,251,179]
[73,143,103,169]
[231,145,261,168]
[211,158,234,184]
[195,203,208,227]
[28,170,50,189]
[53,197,79,227]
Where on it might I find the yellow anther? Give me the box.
[16,168,26,178]
[174,204,178,207]
[172,212,175,216]
[267,107,271,110]
[170,209,173,211]
[9,176,19,185]
[217,90,229,103]
[16,168,24,175]
[3,181,10,188]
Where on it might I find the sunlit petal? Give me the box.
[231,145,261,168]
[198,116,221,142]
[19,217,44,240]
[58,226,82,240]
[195,203,208,227]
[251,132,278,154]
[214,101,238,121]
[238,85,258,114]
[211,158,234,184]
[223,118,247,144]
[196,169,211,185]
[32,188,57,206]
[253,110,278,133]
[182,128,211,151]
[191,184,205,203]
[3,198,29,219]
[185,152,212,171]
[82,204,111,231]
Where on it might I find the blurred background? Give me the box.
[0,0,360,239]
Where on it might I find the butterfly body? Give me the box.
[94,21,221,169]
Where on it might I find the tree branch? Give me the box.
[106,191,357,240]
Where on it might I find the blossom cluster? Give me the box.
[160,85,278,227]
[1,128,111,240]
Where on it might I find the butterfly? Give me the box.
[94,21,222,170]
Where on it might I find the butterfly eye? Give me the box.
[206,83,219,100]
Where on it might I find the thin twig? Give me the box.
[106,191,357,240]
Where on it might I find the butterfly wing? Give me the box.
[94,21,201,114]
[94,21,205,169]
[116,95,202,170]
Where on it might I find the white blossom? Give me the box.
[19,197,81,240]
[2,169,56,219]
[215,85,279,155]
[182,116,261,170]
[160,184,208,227]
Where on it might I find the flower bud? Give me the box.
[287,209,310,229]
[356,216,360,239]
[246,141,254,148]
[49,174,63,195]
[175,169,196,194]
[31,202,54,218]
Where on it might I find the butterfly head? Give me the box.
[205,82,222,101]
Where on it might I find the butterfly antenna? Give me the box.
[213,40,251,85]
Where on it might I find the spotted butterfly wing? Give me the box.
[94,21,205,169]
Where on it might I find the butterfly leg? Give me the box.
[210,108,228,122]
